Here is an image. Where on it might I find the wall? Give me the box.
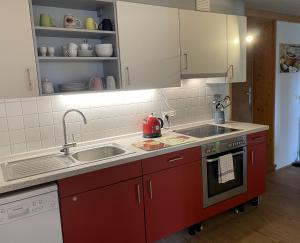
[210,0,245,16]
[0,80,228,157]
[275,21,300,169]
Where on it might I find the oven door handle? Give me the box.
[206,151,244,163]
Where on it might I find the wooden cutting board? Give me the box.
[132,135,198,151]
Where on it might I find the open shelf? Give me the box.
[35,26,116,39]
[38,56,118,62]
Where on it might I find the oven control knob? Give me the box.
[206,149,211,154]
[228,144,233,148]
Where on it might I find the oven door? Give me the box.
[202,147,247,208]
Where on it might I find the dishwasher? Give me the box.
[0,183,63,243]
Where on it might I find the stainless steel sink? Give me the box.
[71,144,131,163]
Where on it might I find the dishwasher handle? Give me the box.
[7,206,30,219]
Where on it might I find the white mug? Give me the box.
[47,47,55,57]
[106,76,116,90]
[39,47,47,57]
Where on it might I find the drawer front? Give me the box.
[142,147,201,174]
[58,161,142,198]
[247,131,267,146]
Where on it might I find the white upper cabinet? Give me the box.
[227,15,247,83]
[179,10,228,78]
[0,0,38,98]
[116,1,181,89]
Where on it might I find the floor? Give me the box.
[158,166,300,243]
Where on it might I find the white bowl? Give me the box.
[95,44,113,57]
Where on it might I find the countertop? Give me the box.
[0,121,269,195]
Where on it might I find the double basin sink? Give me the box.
[1,144,133,181]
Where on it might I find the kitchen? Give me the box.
[0,0,299,242]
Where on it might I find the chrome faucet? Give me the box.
[61,109,87,155]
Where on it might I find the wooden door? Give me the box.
[143,162,202,242]
[60,178,146,243]
[179,10,227,77]
[0,0,38,98]
[117,1,181,89]
[247,143,267,198]
[227,15,247,83]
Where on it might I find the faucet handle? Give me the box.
[72,134,75,142]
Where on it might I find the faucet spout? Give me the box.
[61,109,87,155]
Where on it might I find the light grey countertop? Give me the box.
[0,121,269,195]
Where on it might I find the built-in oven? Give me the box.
[202,136,247,208]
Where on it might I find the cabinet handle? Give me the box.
[125,67,130,86]
[184,53,188,70]
[251,151,254,166]
[26,68,33,91]
[137,184,141,204]
[149,180,153,200]
[168,157,183,163]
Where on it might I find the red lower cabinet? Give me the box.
[143,161,202,242]
[247,142,266,198]
[60,178,146,243]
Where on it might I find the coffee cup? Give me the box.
[85,18,97,30]
[98,19,113,31]
[39,47,47,57]
[40,14,55,27]
[64,15,81,29]
[47,47,55,57]
[106,76,116,90]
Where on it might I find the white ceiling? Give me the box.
[245,0,300,16]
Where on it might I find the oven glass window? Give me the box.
[207,151,244,198]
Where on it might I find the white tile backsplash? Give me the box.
[5,101,22,117]
[0,103,6,117]
[0,80,229,157]
[24,114,40,128]
[0,118,8,132]
[21,99,38,115]
[0,132,10,146]
[7,117,24,131]
[9,130,26,144]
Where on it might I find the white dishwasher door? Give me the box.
[0,185,63,243]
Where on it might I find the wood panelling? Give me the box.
[246,8,300,23]
[158,166,300,243]
[250,18,276,172]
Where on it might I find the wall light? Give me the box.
[246,35,254,44]
[61,89,155,108]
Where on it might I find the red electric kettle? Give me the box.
[143,114,164,138]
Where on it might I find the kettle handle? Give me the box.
[158,118,164,128]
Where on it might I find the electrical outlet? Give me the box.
[162,111,176,118]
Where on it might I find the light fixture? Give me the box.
[246,35,254,43]
[61,89,155,108]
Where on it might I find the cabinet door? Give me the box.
[60,178,146,243]
[143,161,202,242]
[0,0,38,98]
[227,15,247,83]
[247,143,266,198]
[180,10,227,78]
[117,1,181,89]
